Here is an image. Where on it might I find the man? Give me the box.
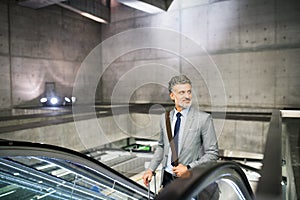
[142,74,219,189]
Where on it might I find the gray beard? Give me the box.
[179,101,192,109]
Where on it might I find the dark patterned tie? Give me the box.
[172,112,181,166]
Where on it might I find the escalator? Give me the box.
[0,140,257,200]
[155,162,255,200]
[0,140,153,200]
[0,110,285,200]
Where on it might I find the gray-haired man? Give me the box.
[143,74,219,188]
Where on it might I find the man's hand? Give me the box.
[172,164,189,177]
[142,169,153,186]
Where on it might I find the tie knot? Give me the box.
[176,112,182,118]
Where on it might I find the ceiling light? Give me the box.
[118,0,173,14]
[56,2,108,24]
[80,12,108,23]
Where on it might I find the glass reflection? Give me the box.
[0,156,147,200]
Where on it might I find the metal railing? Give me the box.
[256,110,282,200]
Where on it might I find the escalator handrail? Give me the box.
[255,110,282,200]
[155,161,254,200]
[0,140,153,199]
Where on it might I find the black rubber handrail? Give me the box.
[155,161,254,200]
[255,110,282,200]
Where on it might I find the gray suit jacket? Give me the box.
[148,106,219,179]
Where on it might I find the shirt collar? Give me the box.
[173,107,190,117]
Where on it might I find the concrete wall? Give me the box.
[0,1,102,109]
[0,0,299,154]
[0,113,157,152]
[98,0,300,111]
[0,113,268,154]
[0,116,129,152]
[1,0,299,110]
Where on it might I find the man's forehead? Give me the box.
[173,83,192,91]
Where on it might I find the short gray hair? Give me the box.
[168,75,192,93]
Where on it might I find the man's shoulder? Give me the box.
[162,108,173,115]
[189,106,211,117]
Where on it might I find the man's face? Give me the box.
[170,83,192,110]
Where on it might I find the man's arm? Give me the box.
[142,114,165,185]
[148,115,165,171]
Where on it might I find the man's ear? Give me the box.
[170,92,175,101]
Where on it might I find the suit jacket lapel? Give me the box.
[179,107,195,156]
[169,109,175,122]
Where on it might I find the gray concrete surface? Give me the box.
[0,0,299,197]
[0,0,298,161]
[0,106,268,155]
[99,0,300,110]
[0,1,102,108]
[0,0,299,110]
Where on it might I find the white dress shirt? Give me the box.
[165,107,190,174]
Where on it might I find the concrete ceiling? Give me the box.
[18,0,110,23]
[18,0,66,9]
[17,0,177,23]
[16,0,223,23]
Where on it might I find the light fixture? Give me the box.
[62,96,77,106]
[56,2,108,24]
[40,97,47,103]
[118,0,174,14]
[50,97,59,105]
[71,97,77,103]
[40,95,76,107]
[64,97,71,103]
